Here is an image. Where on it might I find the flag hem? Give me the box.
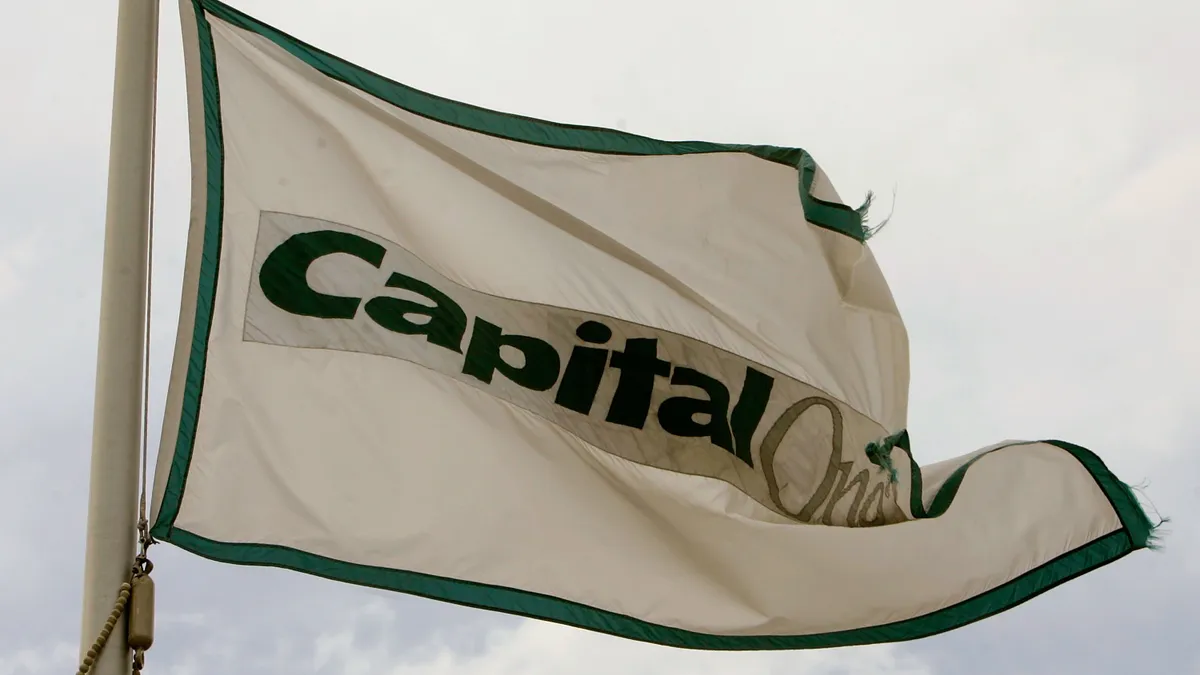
[195,0,871,242]
[153,0,1155,650]
[152,0,226,536]
[160,525,1135,650]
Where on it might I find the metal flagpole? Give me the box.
[80,0,160,673]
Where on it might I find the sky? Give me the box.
[1,0,1197,673]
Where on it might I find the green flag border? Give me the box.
[152,0,1156,650]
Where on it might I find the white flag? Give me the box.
[153,0,1156,649]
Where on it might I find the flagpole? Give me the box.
[80,0,160,672]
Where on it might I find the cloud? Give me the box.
[310,602,934,675]
[0,232,37,302]
[0,643,75,675]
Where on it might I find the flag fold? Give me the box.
[151,0,1154,650]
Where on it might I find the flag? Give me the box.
[152,0,1156,649]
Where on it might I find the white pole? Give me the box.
[80,0,160,672]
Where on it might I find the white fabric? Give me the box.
[152,3,1129,640]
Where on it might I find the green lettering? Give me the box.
[657,367,734,452]
[259,230,385,319]
[728,366,774,467]
[364,272,467,353]
[463,318,561,391]
[554,321,612,415]
[605,338,671,429]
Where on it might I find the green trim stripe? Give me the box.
[151,0,225,536]
[168,526,1134,651]
[154,0,1155,650]
[196,0,869,242]
[894,434,1153,548]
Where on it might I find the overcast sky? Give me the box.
[2,0,1197,673]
